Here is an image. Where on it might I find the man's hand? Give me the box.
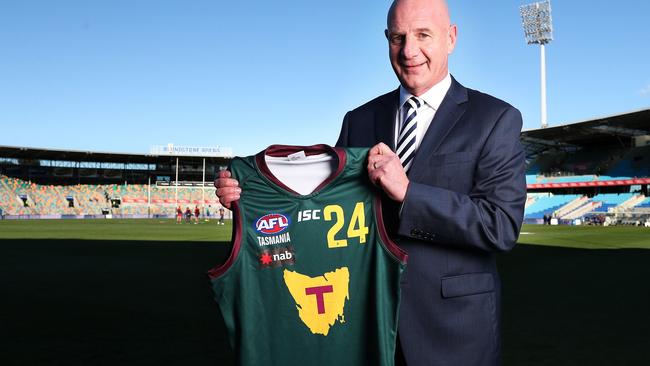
[214,170,240,209]
[367,142,409,202]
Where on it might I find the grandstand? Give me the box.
[521,108,650,226]
[0,145,230,219]
[1,109,650,225]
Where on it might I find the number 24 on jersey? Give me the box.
[324,202,369,248]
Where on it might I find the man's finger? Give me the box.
[216,189,240,210]
[367,154,388,172]
[379,143,400,159]
[367,154,378,169]
[217,170,231,178]
[368,145,381,157]
[368,167,383,186]
[217,186,240,196]
[214,177,239,189]
[377,142,391,155]
[219,198,234,210]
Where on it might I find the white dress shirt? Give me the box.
[394,73,452,150]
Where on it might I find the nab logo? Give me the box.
[255,213,290,235]
[259,247,296,268]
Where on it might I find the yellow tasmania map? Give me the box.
[283,267,350,336]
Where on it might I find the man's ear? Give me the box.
[447,24,457,54]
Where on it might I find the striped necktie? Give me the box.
[396,96,422,173]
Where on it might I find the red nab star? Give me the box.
[260,253,272,265]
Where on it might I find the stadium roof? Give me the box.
[0,145,229,164]
[3,108,650,165]
[520,108,650,160]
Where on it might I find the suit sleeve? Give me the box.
[398,106,526,253]
[335,111,351,147]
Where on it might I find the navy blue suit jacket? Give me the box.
[336,76,526,366]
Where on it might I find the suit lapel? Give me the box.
[409,76,469,180]
[374,88,400,150]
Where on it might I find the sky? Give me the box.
[1,0,649,157]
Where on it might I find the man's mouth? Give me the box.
[402,62,426,71]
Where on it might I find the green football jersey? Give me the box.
[208,144,407,366]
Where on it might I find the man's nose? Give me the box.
[401,35,419,59]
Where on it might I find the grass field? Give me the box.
[1,220,649,248]
[1,219,649,365]
[518,224,650,249]
[0,219,232,241]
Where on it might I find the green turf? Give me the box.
[2,220,649,249]
[0,219,232,241]
[518,224,650,249]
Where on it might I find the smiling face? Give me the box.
[385,0,457,96]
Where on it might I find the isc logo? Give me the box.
[255,213,290,235]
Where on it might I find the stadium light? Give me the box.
[520,0,553,129]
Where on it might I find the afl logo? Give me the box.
[255,213,290,235]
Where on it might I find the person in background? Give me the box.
[185,207,192,224]
[193,205,200,224]
[176,205,183,224]
[218,207,225,226]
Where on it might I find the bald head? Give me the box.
[387,0,451,29]
[384,0,457,96]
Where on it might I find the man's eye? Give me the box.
[390,35,404,44]
[418,33,431,40]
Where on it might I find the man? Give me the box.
[185,206,192,223]
[215,0,526,364]
[194,205,201,224]
[176,205,183,224]
[218,207,225,225]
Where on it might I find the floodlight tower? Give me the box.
[520,0,553,128]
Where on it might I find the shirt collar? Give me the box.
[399,73,452,111]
